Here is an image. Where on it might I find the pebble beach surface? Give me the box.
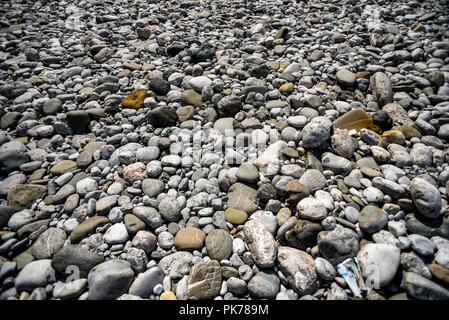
[0,0,449,300]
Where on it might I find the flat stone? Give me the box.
[181,90,203,108]
[7,184,47,210]
[336,69,356,86]
[227,182,258,214]
[32,227,67,259]
[236,162,259,183]
[14,259,55,292]
[51,244,104,278]
[50,161,77,175]
[69,216,109,243]
[124,214,146,234]
[186,260,222,300]
[401,272,449,300]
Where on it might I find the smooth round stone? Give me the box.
[205,229,233,261]
[358,205,388,233]
[224,208,248,225]
[344,206,360,224]
[226,277,247,295]
[410,177,442,219]
[336,69,356,86]
[235,162,260,183]
[247,271,280,299]
[297,198,328,221]
[15,259,55,292]
[173,227,206,250]
[315,257,336,281]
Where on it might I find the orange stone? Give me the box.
[121,89,148,110]
[333,108,373,132]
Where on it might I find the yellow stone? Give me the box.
[280,61,290,69]
[225,208,248,225]
[382,130,405,144]
[266,61,280,70]
[14,137,28,143]
[121,89,148,110]
[313,82,328,91]
[50,160,77,175]
[29,168,46,181]
[160,291,176,300]
[279,83,294,94]
[367,124,383,135]
[397,126,422,139]
[333,108,373,131]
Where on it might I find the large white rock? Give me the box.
[297,197,328,221]
[254,140,287,175]
[277,246,319,296]
[243,219,277,268]
[103,223,129,244]
[357,243,400,287]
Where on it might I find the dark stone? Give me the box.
[372,110,393,132]
[147,106,178,127]
[149,77,170,96]
[248,64,271,78]
[405,213,449,239]
[0,206,16,229]
[166,43,186,56]
[66,111,90,133]
[285,220,322,250]
[191,43,216,63]
[0,151,30,174]
[1,112,22,130]
[257,182,277,204]
[52,244,104,278]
